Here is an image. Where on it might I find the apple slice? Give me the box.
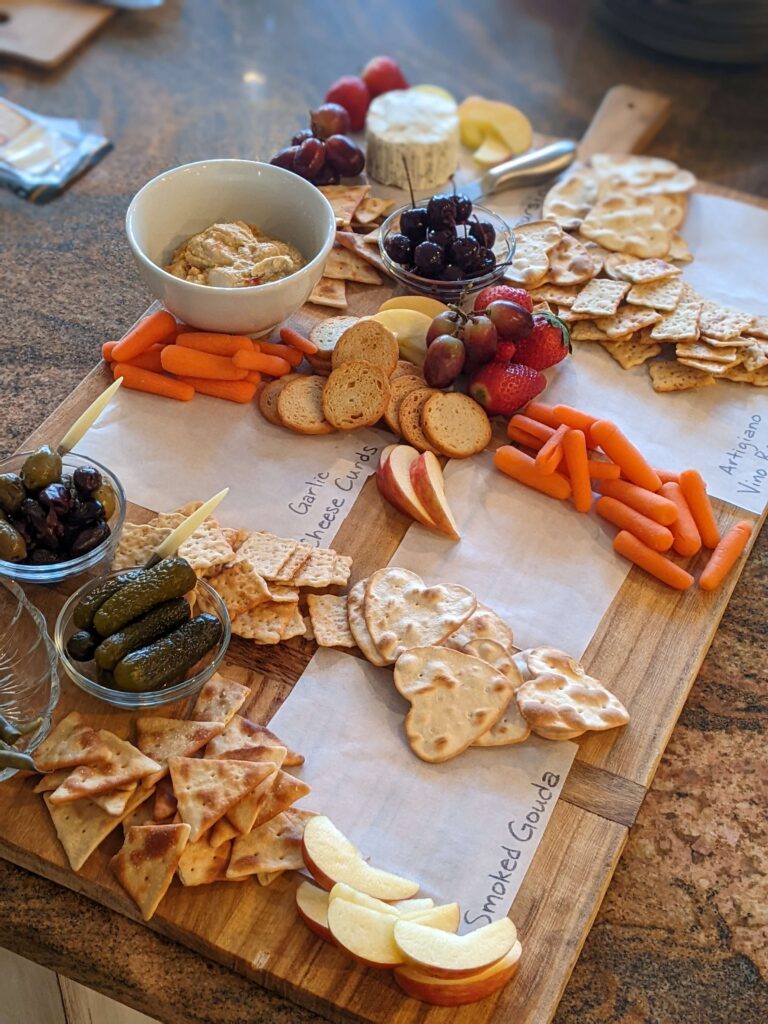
[327,898,404,969]
[394,941,522,1006]
[403,902,460,932]
[458,96,533,157]
[393,897,434,915]
[378,295,448,319]
[409,451,460,540]
[329,882,399,916]
[295,880,334,944]
[377,445,438,529]
[473,132,511,168]
[302,816,419,900]
[393,917,517,979]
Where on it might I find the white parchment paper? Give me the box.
[270,648,577,932]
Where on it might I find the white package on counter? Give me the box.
[270,648,577,932]
[74,390,390,546]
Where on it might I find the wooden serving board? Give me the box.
[0,91,765,1024]
[0,1,114,68]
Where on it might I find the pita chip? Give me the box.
[222,766,279,835]
[352,195,393,225]
[226,808,313,880]
[335,230,387,274]
[33,768,70,794]
[122,791,156,832]
[308,276,347,309]
[208,816,240,848]
[251,769,311,831]
[135,717,223,764]
[318,184,369,227]
[47,732,161,805]
[324,246,382,285]
[257,871,285,887]
[33,712,112,772]
[91,783,138,816]
[177,836,231,886]
[168,756,276,843]
[191,673,250,725]
[45,786,154,872]
[204,716,303,767]
[111,823,191,920]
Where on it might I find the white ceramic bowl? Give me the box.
[125,159,336,336]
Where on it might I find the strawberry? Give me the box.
[325,75,371,131]
[494,339,517,363]
[361,56,409,98]
[473,284,533,314]
[512,312,571,371]
[469,362,546,417]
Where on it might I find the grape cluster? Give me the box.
[270,104,366,185]
[384,193,497,282]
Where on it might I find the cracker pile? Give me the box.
[526,154,767,390]
[32,675,315,920]
[112,505,352,646]
[306,567,629,762]
[309,185,391,310]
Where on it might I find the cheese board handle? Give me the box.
[479,140,577,196]
[578,84,671,159]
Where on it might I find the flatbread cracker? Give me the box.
[318,184,369,227]
[111,823,190,920]
[579,191,673,258]
[33,712,112,772]
[668,233,693,263]
[306,593,355,648]
[443,602,514,653]
[542,165,598,230]
[227,808,313,879]
[506,220,562,287]
[191,673,250,724]
[323,245,382,285]
[545,232,596,286]
[571,279,629,317]
[48,732,161,805]
[648,361,716,392]
[346,578,387,666]
[169,757,276,843]
[352,195,393,225]
[308,276,347,309]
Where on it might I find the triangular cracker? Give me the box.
[208,816,240,848]
[191,673,250,724]
[45,786,154,871]
[153,775,178,821]
[91,784,138,816]
[204,716,302,766]
[48,732,161,805]
[251,769,311,830]
[33,711,112,772]
[318,184,369,227]
[222,766,279,835]
[177,835,231,886]
[335,230,387,274]
[135,717,224,764]
[352,195,393,225]
[226,808,314,879]
[111,823,190,920]
[308,276,347,309]
[169,757,276,842]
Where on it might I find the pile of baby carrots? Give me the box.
[102,310,316,404]
[495,401,752,593]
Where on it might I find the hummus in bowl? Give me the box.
[166,220,305,288]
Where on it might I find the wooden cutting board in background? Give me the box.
[0,1,114,68]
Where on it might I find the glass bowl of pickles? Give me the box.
[0,448,126,585]
[54,557,231,708]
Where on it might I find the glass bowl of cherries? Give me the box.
[379,192,513,301]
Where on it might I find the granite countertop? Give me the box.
[1,2,766,1022]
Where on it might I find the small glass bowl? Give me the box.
[0,576,60,782]
[0,451,126,585]
[55,571,231,709]
[378,204,514,302]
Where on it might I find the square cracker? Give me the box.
[626,278,684,311]
[650,300,702,342]
[280,604,307,641]
[675,341,741,365]
[323,246,382,285]
[235,532,297,579]
[699,333,753,349]
[600,338,662,370]
[741,342,768,372]
[112,523,169,571]
[595,305,660,339]
[289,548,352,588]
[744,315,768,340]
[677,357,734,377]
[206,560,272,618]
[230,600,299,643]
[698,302,754,342]
[570,320,610,342]
[308,276,347,309]
[269,542,313,583]
[529,284,580,308]
[613,258,681,284]
[723,364,768,386]
[307,593,355,647]
[318,184,369,227]
[571,279,629,317]
[649,361,715,392]
[178,519,235,578]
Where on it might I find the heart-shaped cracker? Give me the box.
[364,568,477,664]
[463,639,530,747]
[394,646,514,762]
[545,233,596,286]
[442,602,514,654]
[542,164,598,231]
[505,220,562,288]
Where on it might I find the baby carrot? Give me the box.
[176,332,254,357]
[613,531,694,590]
[161,345,247,381]
[699,521,752,591]
[597,479,678,525]
[507,425,545,450]
[111,310,177,363]
[586,459,621,481]
[654,468,680,484]
[590,420,662,492]
[659,482,701,557]
[495,445,572,500]
[679,469,721,549]
[102,341,118,361]
[257,341,303,368]
[596,497,674,552]
[122,347,165,373]
[176,377,258,404]
[508,415,555,443]
[522,401,560,428]
[562,429,592,512]
[552,404,599,435]
[232,350,292,376]
[113,363,194,401]
[244,371,262,385]
[535,423,569,475]
[280,326,318,355]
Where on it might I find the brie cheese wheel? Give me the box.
[366,88,459,191]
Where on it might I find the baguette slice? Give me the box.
[258,373,301,425]
[277,376,336,435]
[331,317,399,375]
[421,393,492,458]
[398,387,438,452]
[384,375,428,434]
[322,360,390,430]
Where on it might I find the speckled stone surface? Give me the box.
[1,2,766,1022]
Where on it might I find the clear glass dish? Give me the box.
[0,451,126,585]
[0,576,60,782]
[55,570,231,709]
[378,204,514,302]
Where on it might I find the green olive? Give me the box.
[0,520,27,562]
[92,482,117,520]
[0,473,25,513]
[20,446,62,492]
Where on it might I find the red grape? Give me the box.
[426,310,463,345]
[270,146,299,172]
[324,135,365,176]
[461,315,498,371]
[423,335,466,388]
[485,301,533,341]
[310,103,351,140]
[293,137,326,179]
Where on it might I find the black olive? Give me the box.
[71,522,110,557]
[73,466,103,494]
[39,482,73,516]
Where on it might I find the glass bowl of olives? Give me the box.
[55,569,231,709]
[379,200,514,302]
[0,448,126,585]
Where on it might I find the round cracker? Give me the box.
[421,392,492,459]
[398,387,438,452]
[276,375,335,435]
[331,317,399,374]
[322,360,390,430]
[309,315,358,353]
[384,375,427,434]
[258,373,301,426]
